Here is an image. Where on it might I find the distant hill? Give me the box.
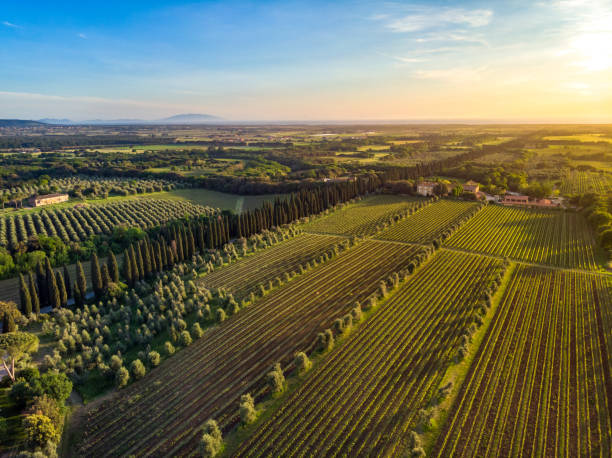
[159,113,221,124]
[37,113,222,125]
[0,119,46,127]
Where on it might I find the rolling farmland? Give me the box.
[236,250,506,457]
[433,266,612,457]
[377,199,481,244]
[304,194,426,236]
[445,205,602,269]
[77,240,423,457]
[199,232,345,297]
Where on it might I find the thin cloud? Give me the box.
[2,21,20,28]
[384,8,493,33]
[78,33,87,39]
[412,66,488,82]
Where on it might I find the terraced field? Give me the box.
[433,266,612,457]
[445,205,601,269]
[304,194,426,236]
[236,250,506,457]
[377,200,481,244]
[199,233,345,297]
[78,240,423,457]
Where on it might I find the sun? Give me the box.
[570,31,612,71]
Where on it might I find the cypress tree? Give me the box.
[28,272,40,315]
[129,245,140,281]
[108,251,119,283]
[136,243,145,279]
[122,249,132,285]
[101,264,111,293]
[176,230,184,262]
[142,241,152,277]
[63,266,72,299]
[76,260,87,300]
[36,261,48,307]
[19,274,32,317]
[73,280,83,308]
[48,267,61,309]
[91,252,103,298]
[56,271,67,307]
[206,223,213,249]
[3,311,16,333]
[187,229,195,259]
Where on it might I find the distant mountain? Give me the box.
[158,113,221,123]
[0,119,46,127]
[37,113,222,125]
[38,118,74,125]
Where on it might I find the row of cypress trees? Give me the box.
[18,177,382,312]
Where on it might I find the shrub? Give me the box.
[199,419,222,457]
[164,341,175,356]
[179,330,192,347]
[109,354,123,372]
[147,351,161,367]
[192,323,204,339]
[130,359,146,380]
[294,352,312,374]
[239,393,257,424]
[266,363,285,394]
[316,329,334,352]
[115,366,130,388]
[332,318,344,335]
[23,414,59,448]
[216,308,226,323]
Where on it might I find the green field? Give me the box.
[434,266,612,457]
[543,134,612,143]
[304,194,425,236]
[445,205,603,270]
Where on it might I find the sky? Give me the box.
[1,0,611,122]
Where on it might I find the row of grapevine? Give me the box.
[303,194,429,236]
[433,266,612,457]
[445,205,601,269]
[559,170,612,195]
[77,240,426,457]
[377,199,482,244]
[0,199,215,248]
[235,250,506,457]
[200,233,346,298]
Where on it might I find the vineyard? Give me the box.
[377,200,481,244]
[236,250,506,457]
[77,240,423,457]
[559,170,612,195]
[433,266,612,457]
[200,233,345,298]
[303,194,425,236]
[445,205,601,269]
[0,199,214,248]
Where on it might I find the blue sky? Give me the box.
[1,1,611,121]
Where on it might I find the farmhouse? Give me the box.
[28,193,69,207]
[463,180,480,193]
[500,194,560,208]
[417,181,437,196]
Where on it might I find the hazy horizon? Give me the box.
[2,0,611,122]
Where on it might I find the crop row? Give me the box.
[433,266,612,457]
[559,170,612,195]
[77,240,424,457]
[377,199,482,244]
[0,199,214,248]
[445,205,601,269]
[199,233,345,298]
[303,194,427,236]
[236,250,506,457]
